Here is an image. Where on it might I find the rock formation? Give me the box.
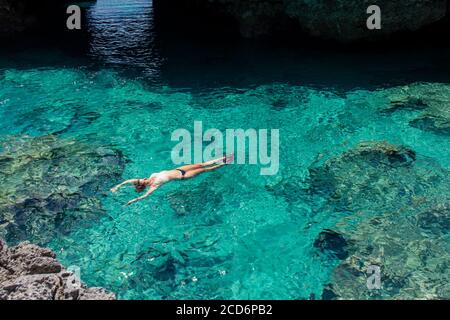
[380,83,450,135]
[313,229,349,260]
[154,0,449,41]
[3,0,447,42]
[0,135,125,245]
[0,0,95,37]
[309,141,450,299]
[0,240,115,300]
[166,177,224,217]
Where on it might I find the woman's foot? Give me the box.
[203,154,234,166]
[223,153,234,164]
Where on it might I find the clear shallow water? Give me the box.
[0,0,449,299]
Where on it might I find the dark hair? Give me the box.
[134,181,146,193]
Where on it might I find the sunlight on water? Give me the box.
[87,0,161,72]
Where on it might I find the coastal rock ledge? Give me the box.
[0,240,115,300]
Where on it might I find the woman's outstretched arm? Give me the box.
[111,179,139,193]
[127,186,158,205]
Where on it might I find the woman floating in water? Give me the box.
[111,154,234,205]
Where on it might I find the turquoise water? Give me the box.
[0,0,449,299]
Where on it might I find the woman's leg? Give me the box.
[176,164,203,171]
[176,156,226,172]
[182,164,225,179]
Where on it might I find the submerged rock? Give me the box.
[410,115,450,135]
[381,83,450,135]
[265,176,306,213]
[130,245,185,298]
[53,111,102,136]
[0,135,125,245]
[324,210,450,300]
[416,205,450,236]
[166,177,224,219]
[308,141,420,212]
[311,141,450,299]
[128,235,231,299]
[321,284,339,300]
[313,229,349,260]
[382,96,429,114]
[0,240,115,300]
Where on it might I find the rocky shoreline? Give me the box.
[0,134,124,299]
[0,240,115,300]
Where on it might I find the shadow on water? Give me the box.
[0,0,449,91]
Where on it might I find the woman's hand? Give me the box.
[127,197,143,205]
[126,186,157,205]
[110,179,139,193]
